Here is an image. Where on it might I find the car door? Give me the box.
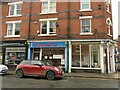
[21,61,31,74]
[30,61,44,75]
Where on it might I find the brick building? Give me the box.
[1,0,117,73]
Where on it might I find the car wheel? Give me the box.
[46,71,55,80]
[16,69,24,78]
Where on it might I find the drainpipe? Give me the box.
[65,0,70,73]
[28,1,32,40]
[27,1,32,60]
[67,0,70,39]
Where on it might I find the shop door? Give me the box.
[33,48,40,60]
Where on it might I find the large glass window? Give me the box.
[8,2,22,16]
[81,44,90,67]
[91,45,100,68]
[72,44,100,68]
[72,44,80,67]
[5,47,26,65]
[81,19,91,33]
[81,0,90,10]
[42,0,56,14]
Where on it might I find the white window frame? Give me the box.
[39,18,57,36]
[106,0,111,14]
[79,16,93,35]
[80,0,92,12]
[5,20,21,38]
[106,17,112,36]
[40,0,57,14]
[7,1,23,17]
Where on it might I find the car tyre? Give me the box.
[16,69,24,78]
[46,71,55,80]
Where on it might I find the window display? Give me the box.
[5,47,26,65]
[72,43,100,68]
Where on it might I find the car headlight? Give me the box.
[2,66,8,70]
[54,67,59,72]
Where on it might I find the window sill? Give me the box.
[79,9,92,12]
[38,34,57,36]
[107,34,112,37]
[40,12,58,15]
[6,15,22,17]
[4,35,20,38]
[80,33,93,35]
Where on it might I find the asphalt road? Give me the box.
[0,74,120,89]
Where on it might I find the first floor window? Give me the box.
[81,19,91,33]
[6,21,21,36]
[40,19,57,35]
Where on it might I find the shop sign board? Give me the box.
[30,42,66,48]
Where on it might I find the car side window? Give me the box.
[31,61,41,66]
[21,60,31,65]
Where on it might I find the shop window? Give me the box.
[81,44,90,67]
[42,48,65,67]
[91,45,100,68]
[72,44,80,67]
[72,44,100,68]
[5,47,26,65]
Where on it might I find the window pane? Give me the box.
[42,2,48,13]
[82,4,89,9]
[41,21,47,34]
[15,23,20,35]
[81,19,90,33]
[9,5,14,15]
[7,23,13,35]
[91,45,100,68]
[81,44,90,67]
[72,44,80,67]
[50,2,56,12]
[16,4,21,15]
[49,21,56,34]
[81,0,90,10]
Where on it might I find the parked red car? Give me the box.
[15,60,64,80]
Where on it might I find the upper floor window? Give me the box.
[106,17,112,35]
[80,0,91,11]
[106,0,111,13]
[6,21,21,37]
[8,2,23,17]
[41,0,56,14]
[81,19,91,33]
[39,18,57,36]
[80,16,92,34]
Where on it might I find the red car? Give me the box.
[15,60,64,80]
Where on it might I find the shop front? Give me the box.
[28,41,68,71]
[68,40,116,74]
[2,40,27,65]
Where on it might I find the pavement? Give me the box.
[8,70,120,80]
[64,72,120,80]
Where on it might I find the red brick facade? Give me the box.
[1,1,113,41]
